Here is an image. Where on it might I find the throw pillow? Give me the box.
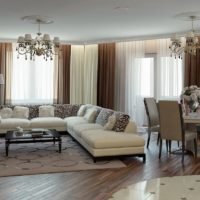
[104,115,116,130]
[83,108,97,123]
[12,106,29,119]
[39,105,54,117]
[0,108,13,119]
[77,105,87,116]
[96,108,114,126]
[112,112,130,132]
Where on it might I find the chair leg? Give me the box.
[147,129,151,149]
[159,139,162,159]
[194,138,197,159]
[166,140,169,152]
[182,141,185,165]
[169,140,171,153]
[157,133,160,145]
[177,141,179,147]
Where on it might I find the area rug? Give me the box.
[0,135,126,177]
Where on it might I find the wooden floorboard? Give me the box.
[0,133,199,200]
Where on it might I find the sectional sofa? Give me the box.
[0,104,146,162]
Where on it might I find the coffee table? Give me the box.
[5,129,62,156]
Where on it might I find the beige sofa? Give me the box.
[64,105,145,162]
[0,104,145,162]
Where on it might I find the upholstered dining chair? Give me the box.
[158,100,197,164]
[144,98,160,148]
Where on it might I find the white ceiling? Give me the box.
[0,0,200,44]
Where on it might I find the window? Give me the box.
[157,57,183,100]
[140,54,183,101]
[11,46,54,104]
[140,57,154,97]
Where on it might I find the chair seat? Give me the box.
[150,125,160,132]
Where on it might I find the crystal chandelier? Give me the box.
[16,16,60,61]
[169,15,200,59]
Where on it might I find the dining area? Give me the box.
[144,91,200,165]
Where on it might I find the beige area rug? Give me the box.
[0,135,126,177]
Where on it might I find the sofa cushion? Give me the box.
[30,117,65,128]
[112,112,130,132]
[64,116,88,130]
[81,130,145,149]
[83,108,97,123]
[104,115,116,130]
[39,105,54,117]
[12,106,29,119]
[0,108,13,119]
[96,108,114,126]
[77,105,87,116]
[0,118,30,129]
[73,123,103,137]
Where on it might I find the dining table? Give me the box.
[183,113,200,157]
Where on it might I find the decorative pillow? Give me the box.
[104,115,116,130]
[96,108,114,126]
[39,105,54,117]
[77,105,87,116]
[112,112,130,132]
[54,104,66,118]
[0,108,13,119]
[83,108,97,123]
[28,105,40,119]
[12,106,29,119]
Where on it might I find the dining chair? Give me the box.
[144,98,160,148]
[158,100,197,164]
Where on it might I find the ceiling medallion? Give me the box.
[169,12,200,59]
[16,15,60,61]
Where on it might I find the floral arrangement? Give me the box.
[181,85,200,113]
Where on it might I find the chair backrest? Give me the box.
[158,101,184,141]
[144,98,159,127]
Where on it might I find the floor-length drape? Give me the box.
[0,43,12,104]
[70,45,84,104]
[70,45,98,104]
[97,43,115,109]
[115,41,145,126]
[54,45,71,104]
[184,42,200,87]
[83,45,98,104]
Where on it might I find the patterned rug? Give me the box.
[0,135,126,177]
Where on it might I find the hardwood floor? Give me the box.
[0,133,199,200]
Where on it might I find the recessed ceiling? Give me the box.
[0,0,200,44]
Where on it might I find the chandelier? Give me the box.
[169,14,200,59]
[16,15,60,61]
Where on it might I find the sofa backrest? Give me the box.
[0,104,81,119]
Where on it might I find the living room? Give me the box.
[0,0,200,200]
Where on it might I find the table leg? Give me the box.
[53,137,55,144]
[59,139,62,153]
[6,140,9,156]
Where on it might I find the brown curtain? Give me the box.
[0,43,12,105]
[97,43,115,109]
[54,45,71,104]
[184,37,200,86]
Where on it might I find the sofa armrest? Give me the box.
[124,120,137,133]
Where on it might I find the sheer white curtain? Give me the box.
[115,41,146,126]
[11,44,54,104]
[70,44,98,104]
[156,39,183,100]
